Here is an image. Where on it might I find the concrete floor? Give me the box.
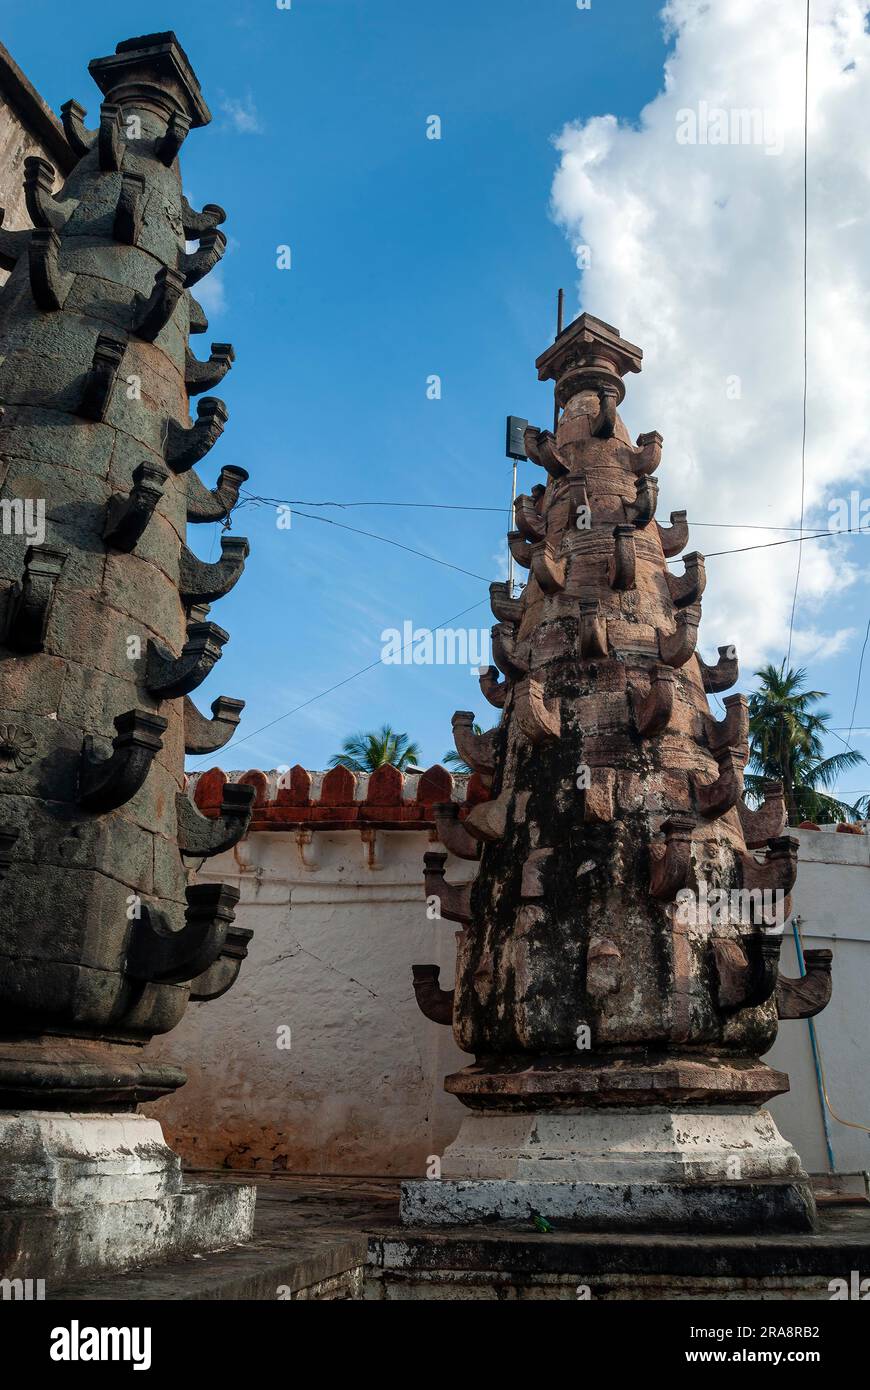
[43,1173,870,1301]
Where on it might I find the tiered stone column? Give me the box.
[406,314,830,1231]
[0,33,258,1276]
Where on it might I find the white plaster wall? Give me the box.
[148,823,870,1180]
[147,828,472,1175]
[765,827,870,1176]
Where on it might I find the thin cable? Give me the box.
[700,521,869,559]
[845,617,870,748]
[188,595,491,766]
[288,507,492,584]
[238,491,835,532]
[786,0,811,668]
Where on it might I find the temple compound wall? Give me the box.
[147,769,870,1179]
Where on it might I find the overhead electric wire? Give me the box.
[238,491,847,533]
[845,617,869,749]
[785,0,812,668]
[188,595,491,767]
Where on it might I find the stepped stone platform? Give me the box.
[39,1173,870,1302]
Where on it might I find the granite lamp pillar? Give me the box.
[0,33,258,1276]
[406,314,830,1232]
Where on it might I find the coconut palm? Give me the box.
[328,723,421,772]
[746,663,867,824]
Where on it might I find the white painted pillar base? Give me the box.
[401,1106,816,1231]
[0,1111,255,1279]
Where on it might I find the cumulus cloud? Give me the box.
[550,0,870,668]
[219,93,263,135]
[193,269,227,318]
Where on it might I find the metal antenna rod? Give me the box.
[553,288,564,433]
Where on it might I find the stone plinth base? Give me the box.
[0,1111,255,1279]
[401,1106,816,1232]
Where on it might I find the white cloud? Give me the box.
[193,269,227,318]
[219,94,263,135]
[550,0,870,670]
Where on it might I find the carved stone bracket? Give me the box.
[488,580,522,625]
[608,524,637,590]
[656,510,689,558]
[180,229,227,287]
[98,102,124,171]
[513,494,545,542]
[591,386,620,439]
[706,693,749,757]
[738,781,787,849]
[514,675,561,744]
[451,711,497,777]
[507,531,533,571]
[113,171,145,244]
[164,397,228,472]
[185,342,235,395]
[740,835,799,895]
[491,623,527,678]
[146,621,228,698]
[78,709,167,813]
[630,667,675,736]
[183,694,245,755]
[712,935,782,1012]
[103,461,168,551]
[666,551,706,608]
[132,266,185,341]
[423,850,473,924]
[179,535,249,604]
[626,475,658,528]
[29,228,73,311]
[579,599,608,658]
[23,156,75,230]
[59,99,94,157]
[776,949,833,1020]
[125,883,241,986]
[478,664,508,708]
[692,747,744,820]
[523,425,569,478]
[189,923,254,1002]
[699,644,739,693]
[530,540,567,594]
[176,782,254,858]
[434,802,481,860]
[180,197,226,239]
[76,332,127,421]
[657,604,701,669]
[157,111,191,165]
[187,291,209,334]
[632,430,663,475]
[649,814,696,900]
[4,545,67,652]
[185,464,248,523]
[411,964,454,1025]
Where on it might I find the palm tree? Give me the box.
[746,663,867,824]
[328,723,421,772]
[444,722,485,773]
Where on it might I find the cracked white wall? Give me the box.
[145,827,473,1176]
[145,824,870,1179]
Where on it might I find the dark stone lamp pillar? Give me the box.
[0,33,257,1277]
[406,314,830,1232]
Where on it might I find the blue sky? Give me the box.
[5,0,868,793]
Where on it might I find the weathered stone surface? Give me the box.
[411,313,826,1233]
[0,31,257,1270]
